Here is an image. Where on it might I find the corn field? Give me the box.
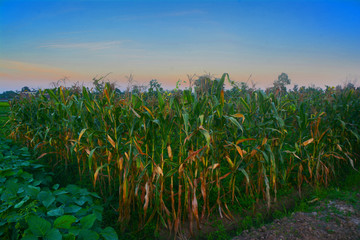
[7,74,360,235]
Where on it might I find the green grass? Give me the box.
[0,101,10,117]
[0,101,10,107]
[0,101,9,133]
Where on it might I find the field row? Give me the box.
[7,76,360,235]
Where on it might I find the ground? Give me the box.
[233,194,360,240]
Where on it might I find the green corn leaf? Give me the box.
[224,116,243,133]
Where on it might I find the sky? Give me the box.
[1,0,360,92]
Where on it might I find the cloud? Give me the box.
[40,41,123,50]
[0,59,86,81]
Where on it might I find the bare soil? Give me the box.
[233,195,360,240]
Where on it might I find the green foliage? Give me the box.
[5,74,360,237]
[0,137,118,239]
[207,220,230,240]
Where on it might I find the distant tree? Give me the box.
[21,86,31,93]
[194,73,224,96]
[273,73,291,94]
[335,85,342,92]
[0,90,17,100]
[344,82,355,89]
[115,88,123,96]
[293,84,298,92]
[148,79,163,95]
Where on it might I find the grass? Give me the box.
[0,101,10,122]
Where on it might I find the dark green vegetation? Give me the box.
[0,110,118,239]
[4,73,360,238]
[0,101,10,123]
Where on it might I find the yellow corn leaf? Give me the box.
[236,138,255,145]
[37,152,48,160]
[184,146,207,163]
[302,138,314,146]
[251,149,257,157]
[219,172,231,180]
[225,156,235,169]
[134,139,145,155]
[208,163,220,170]
[220,89,224,106]
[144,182,150,211]
[85,148,90,155]
[142,105,154,119]
[231,113,245,123]
[192,190,200,229]
[178,164,184,176]
[167,145,173,159]
[118,157,124,171]
[78,128,87,143]
[104,88,110,103]
[262,137,268,146]
[154,164,163,176]
[235,145,243,158]
[336,144,342,151]
[94,164,108,187]
[130,106,141,118]
[107,135,116,148]
[123,179,128,203]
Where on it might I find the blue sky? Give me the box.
[1,0,360,91]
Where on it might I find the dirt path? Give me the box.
[233,195,360,240]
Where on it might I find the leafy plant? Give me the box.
[0,136,118,239]
[6,74,360,237]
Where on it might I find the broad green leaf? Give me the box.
[22,236,38,240]
[54,215,77,229]
[27,215,51,237]
[101,227,118,240]
[63,233,76,240]
[38,191,55,208]
[80,214,97,229]
[25,185,40,198]
[14,195,30,208]
[64,205,82,214]
[45,228,62,240]
[78,229,99,240]
[47,205,65,217]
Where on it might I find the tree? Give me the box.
[0,90,17,100]
[194,73,224,96]
[148,79,163,95]
[273,73,291,93]
[21,86,31,93]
